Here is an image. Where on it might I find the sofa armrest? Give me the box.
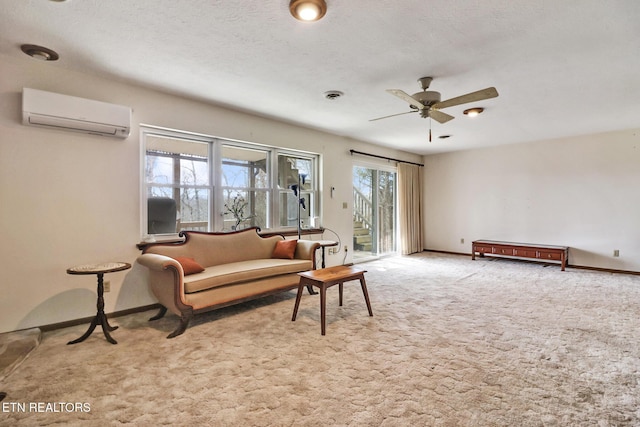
[137,253,191,316]
[137,253,184,274]
[294,240,321,263]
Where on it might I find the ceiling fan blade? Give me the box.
[369,110,418,122]
[433,87,499,110]
[428,110,455,124]
[386,89,427,110]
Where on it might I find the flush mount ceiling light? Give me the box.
[289,0,327,22]
[21,44,59,61]
[463,107,484,117]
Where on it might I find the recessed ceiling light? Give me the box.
[289,0,327,22]
[463,107,484,117]
[21,44,59,61]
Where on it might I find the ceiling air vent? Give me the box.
[324,90,343,100]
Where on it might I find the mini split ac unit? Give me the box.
[22,88,131,138]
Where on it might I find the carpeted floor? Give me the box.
[1,252,639,426]
[0,328,41,383]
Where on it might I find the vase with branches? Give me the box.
[224,195,254,230]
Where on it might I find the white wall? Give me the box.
[423,129,640,272]
[0,53,421,333]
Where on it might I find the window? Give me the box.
[141,126,320,238]
[277,153,317,228]
[144,133,211,234]
[221,145,269,231]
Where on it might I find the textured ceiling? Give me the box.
[1,0,639,155]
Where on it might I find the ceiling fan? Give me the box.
[371,77,499,139]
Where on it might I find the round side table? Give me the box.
[66,262,131,345]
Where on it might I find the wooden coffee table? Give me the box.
[291,265,373,335]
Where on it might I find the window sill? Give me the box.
[136,227,325,250]
[258,227,325,238]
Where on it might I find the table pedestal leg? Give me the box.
[68,273,117,345]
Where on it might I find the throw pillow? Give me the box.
[272,239,297,260]
[173,256,205,275]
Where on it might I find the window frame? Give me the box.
[274,150,319,229]
[219,142,272,231]
[140,126,215,240]
[140,125,321,240]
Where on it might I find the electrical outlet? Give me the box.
[460,238,465,244]
[613,249,620,257]
[344,245,348,252]
[104,281,111,292]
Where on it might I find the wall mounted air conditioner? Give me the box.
[22,88,131,138]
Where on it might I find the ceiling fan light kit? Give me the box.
[463,107,484,117]
[289,0,327,22]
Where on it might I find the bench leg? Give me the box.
[292,282,306,321]
[320,284,327,335]
[359,275,373,317]
[339,283,343,306]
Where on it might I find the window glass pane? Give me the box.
[223,190,267,231]
[278,155,312,190]
[146,136,209,186]
[147,187,210,232]
[279,191,311,227]
[180,188,210,231]
[180,158,209,186]
[221,145,268,189]
[146,155,175,185]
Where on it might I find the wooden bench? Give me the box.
[471,240,569,271]
[291,265,373,335]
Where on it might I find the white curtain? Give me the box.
[398,163,423,255]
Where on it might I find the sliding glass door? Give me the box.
[353,165,397,260]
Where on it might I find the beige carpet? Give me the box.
[0,328,41,383]
[1,252,639,426]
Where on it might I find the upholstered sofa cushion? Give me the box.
[183,258,312,294]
